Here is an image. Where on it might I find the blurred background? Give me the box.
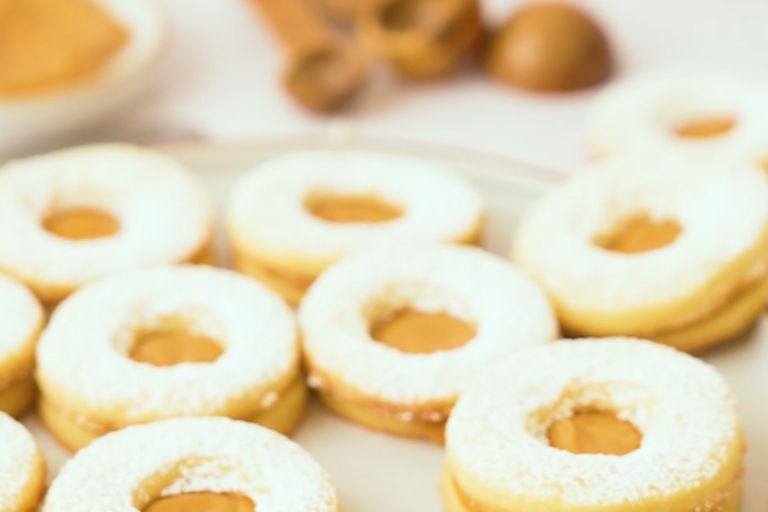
[2,0,767,172]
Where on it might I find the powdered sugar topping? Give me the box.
[36,266,298,425]
[299,244,557,406]
[587,70,768,162]
[43,417,338,512]
[446,339,741,507]
[513,155,768,317]
[0,274,42,364]
[227,150,484,274]
[0,144,212,297]
[0,412,41,510]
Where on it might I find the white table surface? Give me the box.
[77,0,767,176]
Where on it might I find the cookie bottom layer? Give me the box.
[439,467,742,512]
[233,228,483,308]
[651,273,768,353]
[40,376,308,452]
[233,252,313,308]
[317,389,445,443]
[567,272,768,354]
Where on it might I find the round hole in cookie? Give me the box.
[547,409,642,456]
[142,492,254,512]
[43,207,120,240]
[371,307,476,354]
[594,214,681,254]
[129,323,223,367]
[674,116,736,139]
[305,191,403,223]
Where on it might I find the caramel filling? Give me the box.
[596,215,681,254]
[675,116,735,139]
[43,208,120,240]
[305,193,402,223]
[143,493,254,512]
[0,0,129,96]
[130,328,223,367]
[547,411,642,455]
[371,308,476,354]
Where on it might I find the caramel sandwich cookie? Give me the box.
[513,155,768,352]
[443,339,743,512]
[299,244,557,442]
[0,144,212,306]
[42,417,339,512]
[0,275,43,417]
[0,412,45,512]
[226,150,484,306]
[587,71,768,165]
[36,265,304,452]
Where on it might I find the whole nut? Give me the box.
[487,3,612,92]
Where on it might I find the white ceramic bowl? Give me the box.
[0,0,166,153]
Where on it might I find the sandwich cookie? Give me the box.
[227,150,484,306]
[42,417,339,512]
[36,265,304,451]
[443,339,744,511]
[299,244,557,442]
[513,155,768,352]
[0,144,212,305]
[588,71,768,166]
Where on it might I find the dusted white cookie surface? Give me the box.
[445,339,742,509]
[42,417,339,512]
[513,155,768,323]
[0,275,42,376]
[227,150,484,275]
[588,71,768,162]
[36,265,298,425]
[300,244,557,407]
[0,412,42,512]
[0,144,212,298]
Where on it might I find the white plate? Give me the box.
[25,138,768,511]
[0,0,166,154]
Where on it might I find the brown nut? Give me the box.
[487,2,612,92]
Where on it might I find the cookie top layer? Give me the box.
[300,244,557,408]
[0,274,42,380]
[588,71,768,163]
[446,338,742,509]
[513,155,768,331]
[37,265,298,426]
[0,144,211,300]
[43,417,338,512]
[227,150,484,275]
[0,412,43,512]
